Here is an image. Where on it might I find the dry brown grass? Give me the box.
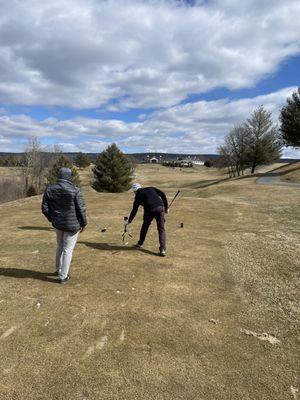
[279,161,300,183]
[0,167,23,178]
[0,164,299,400]
[0,167,26,204]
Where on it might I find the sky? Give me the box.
[0,0,299,157]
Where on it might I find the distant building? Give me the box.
[150,157,159,164]
[192,160,204,166]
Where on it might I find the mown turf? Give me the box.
[0,164,299,400]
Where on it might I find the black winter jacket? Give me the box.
[42,179,87,232]
[128,187,168,223]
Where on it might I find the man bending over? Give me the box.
[127,183,169,257]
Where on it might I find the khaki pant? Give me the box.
[55,229,79,280]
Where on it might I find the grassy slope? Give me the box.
[280,161,300,183]
[0,165,299,400]
[284,169,300,183]
[264,161,300,183]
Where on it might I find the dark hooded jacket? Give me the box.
[41,172,87,232]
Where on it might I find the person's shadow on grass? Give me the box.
[0,268,58,283]
[18,226,54,231]
[79,241,159,256]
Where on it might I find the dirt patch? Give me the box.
[240,329,281,344]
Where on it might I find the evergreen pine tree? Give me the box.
[204,160,213,168]
[46,155,81,186]
[75,152,91,168]
[93,144,133,192]
[245,106,282,174]
[280,87,300,148]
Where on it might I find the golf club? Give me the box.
[88,214,107,233]
[122,216,133,243]
[169,189,181,209]
[81,187,107,232]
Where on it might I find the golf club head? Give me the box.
[101,228,107,232]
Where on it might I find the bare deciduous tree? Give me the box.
[218,106,282,177]
[22,137,59,194]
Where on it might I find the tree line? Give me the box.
[217,88,300,177]
[0,150,92,169]
[0,87,298,201]
[0,141,133,203]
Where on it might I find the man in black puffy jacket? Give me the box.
[127,183,169,256]
[42,167,87,284]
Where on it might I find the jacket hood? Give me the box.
[58,167,72,180]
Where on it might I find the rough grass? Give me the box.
[272,161,300,183]
[284,169,300,183]
[0,167,23,178]
[281,161,300,183]
[0,167,26,203]
[0,164,299,400]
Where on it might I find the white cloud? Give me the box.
[0,0,299,109]
[1,87,300,158]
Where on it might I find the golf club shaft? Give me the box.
[88,214,106,232]
[169,190,180,209]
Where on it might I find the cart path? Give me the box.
[257,170,300,188]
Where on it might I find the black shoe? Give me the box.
[60,275,70,284]
[134,243,143,249]
[159,249,166,257]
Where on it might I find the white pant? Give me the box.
[55,229,79,280]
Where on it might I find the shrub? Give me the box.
[204,160,213,167]
[75,152,91,168]
[26,185,38,197]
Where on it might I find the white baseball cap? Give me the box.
[132,183,142,192]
